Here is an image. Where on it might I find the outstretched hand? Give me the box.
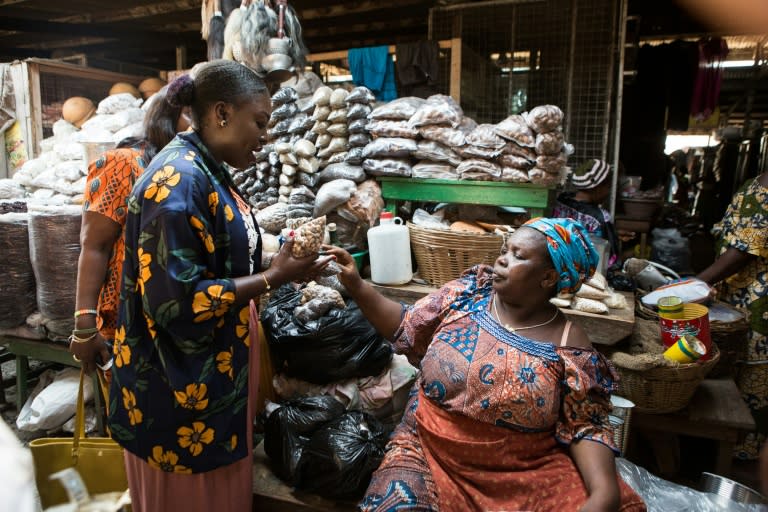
[268,237,335,286]
[321,244,362,289]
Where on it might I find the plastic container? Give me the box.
[588,235,610,275]
[367,212,413,285]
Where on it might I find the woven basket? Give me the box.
[408,222,504,287]
[614,345,720,414]
[634,296,748,377]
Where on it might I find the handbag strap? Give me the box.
[72,370,87,462]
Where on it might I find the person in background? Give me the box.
[697,171,768,460]
[109,60,331,511]
[553,159,634,267]
[325,218,646,512]
[70,85,190,374]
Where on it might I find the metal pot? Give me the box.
[699,472,768,507]
[267,37,290,55]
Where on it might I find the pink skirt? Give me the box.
[123,301,262,512]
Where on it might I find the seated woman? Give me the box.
[325,218,645,512]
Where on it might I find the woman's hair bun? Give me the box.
[167,74,194,107]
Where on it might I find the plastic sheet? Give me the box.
[362,158,412,177]
[412,161,458,180]
[616,458,766,512]
[297,411,387,498]
[366,120,419,139]
[263,395,345,485]
[262,286,393,385]
[369,97,426,121]
[362,138,418,159]
[27,204,81,339]
[408,94,463,128]
[314,179,357,217]
[0,212,36,328]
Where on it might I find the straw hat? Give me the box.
[109,82,141,98]
[61,96,96,128]
[138,77,166,99]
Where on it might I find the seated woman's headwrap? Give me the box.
[522,217,599,294]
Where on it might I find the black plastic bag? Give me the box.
[263,396,346,485]
[297,411,387,498]
[262,286,393,384]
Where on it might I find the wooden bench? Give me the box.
[631,377,755,478]
[0,335,104,434]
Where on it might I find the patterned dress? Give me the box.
[110,131,261,475]
[713,177,768,459]
[82,147,146,338]
[360,266,645,511]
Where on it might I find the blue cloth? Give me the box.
[523,217,599,294]
[348,46,397,101]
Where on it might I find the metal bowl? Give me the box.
[699,472,768,506]
[261,53,292,72]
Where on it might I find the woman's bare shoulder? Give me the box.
[563,320,593,349]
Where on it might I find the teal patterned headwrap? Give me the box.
[522,217,599,294]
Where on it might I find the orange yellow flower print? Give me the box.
[137,248,152,295]
[224,204,234,222]
[236,305,250,345]
[216,347,234,379]
[148,446,191,474]
[121,387,143,426]
[190,215,215,253]
[177,421,215,457]
[173,383,209,410]
[144,166,180,203]
[192,284,234,323]
[113,326,131,368]
[208,191,219,216]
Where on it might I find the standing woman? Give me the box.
[70,85,190,373]
[108,60,330,511]
[697,171,768,459]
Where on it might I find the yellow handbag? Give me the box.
[29,370,128,508]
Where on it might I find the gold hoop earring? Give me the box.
[219,119,227,128]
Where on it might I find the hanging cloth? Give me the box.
[395,40,439,98]
[690,37,729,122]
[347,46,398,101]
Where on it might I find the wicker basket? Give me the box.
[408,222,504,287]
[614,345,720,414]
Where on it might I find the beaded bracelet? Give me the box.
[74,308,98,319]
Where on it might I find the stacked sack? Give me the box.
[493,105,571,186]
[247,85,383,251]
[12,93,146,204]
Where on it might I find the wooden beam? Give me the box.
[0,0,30,6]
[308,40,451,63]
[298,0,430,20]
[304,17,425,39]
[450,14,463,104]
[16,37,115,51]
[55,0,200,24]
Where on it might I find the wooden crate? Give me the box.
[2,58,143,177]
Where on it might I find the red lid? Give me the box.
[380,211,394,219]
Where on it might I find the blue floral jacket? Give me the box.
[109,131,259,473]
